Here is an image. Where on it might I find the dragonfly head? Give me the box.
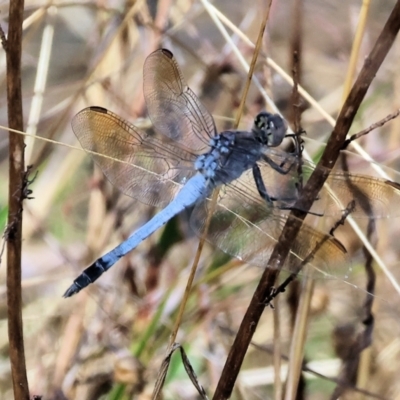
[253,112,287,147]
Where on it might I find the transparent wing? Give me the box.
[191,171,349,278]
[143,49,216,153]
[72,106,197,208]
[257,148,400,218]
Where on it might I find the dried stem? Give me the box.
[4,0,30,398]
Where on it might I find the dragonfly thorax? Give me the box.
[195,130,266,186]
[195,132,236,180]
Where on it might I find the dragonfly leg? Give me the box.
[253,162,300,207]
[261,153,295,175]
[253,161,299,207]
[253,163,276,203]
[285,130,306,156]
[253,162,323,216]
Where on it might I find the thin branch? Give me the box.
[286,27,306,398]
[5,0,30,397]
[342,108,400,149]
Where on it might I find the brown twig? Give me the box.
[285,23,305,397]
[213,1,400,398]
[5,0,30,398]
[290,51,305,190]
[342,108,400,149]
[286,22,306,398]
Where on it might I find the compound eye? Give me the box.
[254,112,287,147]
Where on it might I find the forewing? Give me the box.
[143,49,216,153]
[72,107,196,208]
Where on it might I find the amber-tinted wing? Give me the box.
[143,49,216,153]
[72,107,197,208]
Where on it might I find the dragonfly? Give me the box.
[64,48,400,297]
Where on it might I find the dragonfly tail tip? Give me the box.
[63,284,80,298]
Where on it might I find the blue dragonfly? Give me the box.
[64,49,400,297]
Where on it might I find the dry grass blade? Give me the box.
[151,342,180,400]
[341,0,371,103]
[152,343,209,400]
[179,345,210,400]
[25,6,56,165]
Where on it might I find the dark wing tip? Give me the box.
[161,48,173,59]
[89,106,108,114]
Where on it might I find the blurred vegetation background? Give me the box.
[1,0,400,399]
